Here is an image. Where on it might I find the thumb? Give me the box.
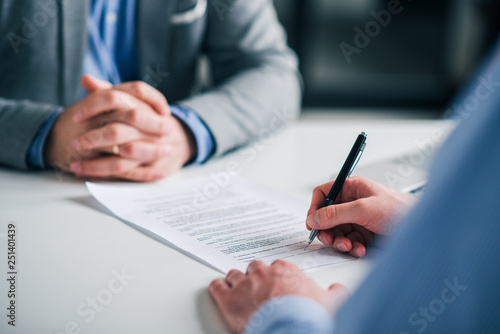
[306,200,366,230]
[81,74,113,93]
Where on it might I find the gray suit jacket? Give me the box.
[0,0,302,169]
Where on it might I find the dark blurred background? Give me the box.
[273,0,500,110]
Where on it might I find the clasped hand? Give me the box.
[44,75,196,181]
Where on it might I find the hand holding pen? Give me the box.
[304,132,418,257]
[304,132,367,251]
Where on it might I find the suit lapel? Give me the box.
[137,0,177,90]
[59,0,89,105]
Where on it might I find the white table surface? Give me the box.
[0,110,452,334]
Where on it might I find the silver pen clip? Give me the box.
[347,142,366,178]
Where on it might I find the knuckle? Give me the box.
[112,160,126,173]
[78,161,89,174]
[208,280,222,292]
[312,185,328,202]
[159,95,168,108]
[348,176,363,187]
[126,109,141,124]
[325,205,337,221]
[251,260,266,268]
[248,260,267,275]
[270,260,289,273]
[227,269,239,277]
[129,81,147,98]
[103,90,119,106]
[253,265,266,276]
[120,142,135,157]
[106,124,122,141]
[247,261,264,273]
[271,259,287,268]
[312,185,322,195]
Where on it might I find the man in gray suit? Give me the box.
[0,0,301,181]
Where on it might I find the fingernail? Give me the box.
[72,138,81,151]
[355,248,365,258]
[154,171,165,180]
[70,161,82,174]
[318,232,326,244]
[336,242,348,252]
[312,212,320,228]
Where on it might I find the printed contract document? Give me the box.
[86,176,353,273]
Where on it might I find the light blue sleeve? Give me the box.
[333,53,500,333]
[170,105,215,165]
[26,108,62,169]
[244,295,335,334]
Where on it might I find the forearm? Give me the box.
[181,0,302,156]
[180,65,301,156]
[0,98,61,169]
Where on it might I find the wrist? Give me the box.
[169,105,215,165]
[43,114,60,169]
[27,108,62,169]
[174,115,197,165]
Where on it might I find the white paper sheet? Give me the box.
[86,176,353,273]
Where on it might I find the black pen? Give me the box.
[304,132,367,250]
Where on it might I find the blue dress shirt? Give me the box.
[27,0,214,168]
[245,39,500,333]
